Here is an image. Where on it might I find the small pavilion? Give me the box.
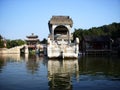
[25,33,39,49]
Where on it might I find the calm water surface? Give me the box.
[0,54,120,90]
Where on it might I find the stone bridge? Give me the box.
[0,44,28,54]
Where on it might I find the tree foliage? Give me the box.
[0,34,26,48]
[73,22,120,41]
[0,40,4,48]
[0,35,4,48]
[6,39,25,48]
[40,38,47,44]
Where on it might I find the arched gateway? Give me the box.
[47,16,79,59]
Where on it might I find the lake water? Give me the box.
[0,54,120,90]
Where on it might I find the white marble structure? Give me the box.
[0,45,28,54]
[47,16,79,59]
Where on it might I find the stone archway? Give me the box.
[54,25,70,42]
[54,25,68,35]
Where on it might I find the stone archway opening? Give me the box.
[54,25,68,35]
[54,25,69,42]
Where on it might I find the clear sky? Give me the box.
[0,0,120,40]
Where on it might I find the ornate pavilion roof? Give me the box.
[26,33,38,38]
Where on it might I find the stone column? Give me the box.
[68,30,71,44]
[67,31,70,44]
[25,45,29,54]
[52,25,55,42]
[66,25,71,44]
[52,30,54,42]
[76,38,79,54]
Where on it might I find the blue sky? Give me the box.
[0,0,120,40]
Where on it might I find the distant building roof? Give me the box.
[25,39,39,41]
[26,33,38,38]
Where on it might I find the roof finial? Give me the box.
[32,33,34,35]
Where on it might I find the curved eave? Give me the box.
[25,39,39,41]
[26,36,38,38]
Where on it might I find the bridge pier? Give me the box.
[24,45,29,54]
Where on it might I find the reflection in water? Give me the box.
[0,54,20,61]
[47,59,79,90]
[0,54,120,90]
[0,59,5,73]
[25,54,28,61]
[0,54,21,72]
[79,56,120,80]
[25,54,42,74]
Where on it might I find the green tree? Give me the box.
[0,35,4,48]
[40,38,47,44]
[0,40,4,48]
[6,39,25,48]
[73,29,84,41]
[73,22,120,41]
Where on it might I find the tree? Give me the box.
[73,29,84,41]
[0,40,4,48]
[6,39,25,48]
[40,38,47,44]
[73,22,120,41]
[0,35,4,48]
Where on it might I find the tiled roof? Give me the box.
[48,16,73,27]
